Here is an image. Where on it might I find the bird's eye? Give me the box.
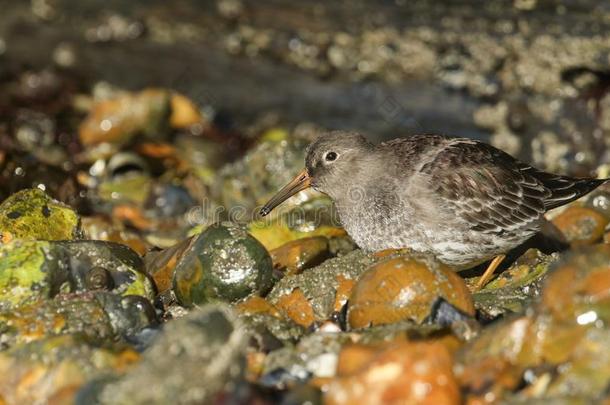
[325,151,338,162]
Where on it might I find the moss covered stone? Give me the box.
[0,188,80,243]
[173,222,274,306]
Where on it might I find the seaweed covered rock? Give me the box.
[473,249,556,316]
[0,240,68,310]
[173,222,274,306]
[0,188,80,243]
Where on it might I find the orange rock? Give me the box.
[170,93,204,129]
[144,236,194,292]
[112,205,154,231]
[540,244,610,323]
[275,288,315,328]
[347,256,474,328]
[333,274,356,313]
[334,343,378,376]
[270,236,330,275]
[236,296,281,318]
[325,341,460,405]
[79,89,171,146]
[552,205,609,246]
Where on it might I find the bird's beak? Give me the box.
[260,168,311,217]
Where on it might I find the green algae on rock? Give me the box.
[473,249,556,317]
[0,188,81,243]
[173,222,274,306]
[0,240,155,311]
[0,240,69,310]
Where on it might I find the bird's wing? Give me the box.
[420,140,551,234]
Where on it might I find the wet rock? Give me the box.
[540,244,610,323]
[270,236,330,276]
[267,250,375,323]
[93,305,247,404]
[0,291,156,348]
[173,222,274,306]
[458,245,610,402]
[237,295,306,342]
[552,205,609,246]
[324,340,460,405]
[347,254,474,328]
[249,196,345,251]
[0,240,155,311]
[79,89,171,147]
[0,188,80,243]
[0,335,139,404]
[263,331,345,383]
[59,240,156,300]
[275,288,316,328]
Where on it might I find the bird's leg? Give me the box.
[474,254,506,291]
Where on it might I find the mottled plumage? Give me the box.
[261,131,607,269]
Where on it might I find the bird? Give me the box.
[260,131,608,289]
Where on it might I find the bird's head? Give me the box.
[260,131,373,216]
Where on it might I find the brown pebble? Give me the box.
[325,341,460,405]
[347,256,474,328]
[552,205,609,246]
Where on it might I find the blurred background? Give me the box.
[3,0,610,174]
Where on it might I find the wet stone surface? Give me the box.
[173,222,274,306]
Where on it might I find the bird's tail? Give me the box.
[541,174,607,210]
